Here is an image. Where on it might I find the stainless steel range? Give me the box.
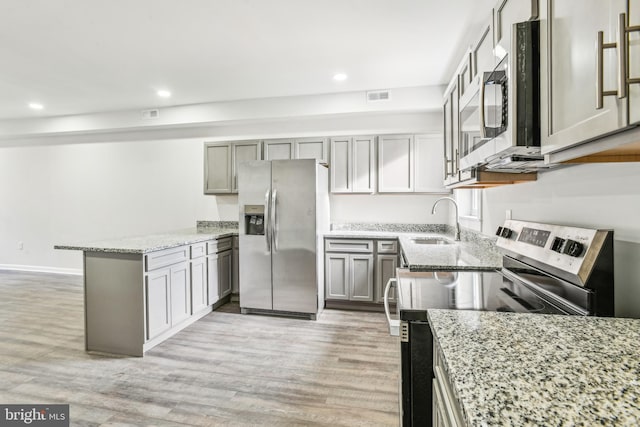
[385,220,614,426]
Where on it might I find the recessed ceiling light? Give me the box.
[28,102,44,110]
[157,90,171,98]
[333,73,348,82]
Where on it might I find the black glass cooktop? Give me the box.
[396,269,571,321]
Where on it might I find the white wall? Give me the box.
[0,111,445,274]
[480,162,640,318]
[331,194,449,224]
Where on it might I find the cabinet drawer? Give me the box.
[376,240,398,254]
[208,237,233,254]
[325,239,373,253]
[190,242,207,259]
[145,246,189,272]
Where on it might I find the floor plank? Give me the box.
[0,270,399,426]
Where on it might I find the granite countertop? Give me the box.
[54,227,238,254]
[325,224,501,271]
[427,309,640,426]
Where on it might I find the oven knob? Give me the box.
[563,239,584,257]
[551,237,565,253]
[500,227,513,238]
[496,226,503,236]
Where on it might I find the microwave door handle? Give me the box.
[479,75,487,139]
[264,189,271,252]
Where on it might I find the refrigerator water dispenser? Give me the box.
[244,205,265,235]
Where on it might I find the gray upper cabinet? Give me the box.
[443,77,459,187]
[232,141,262,192]
[295,137,328,163]
[330,136,375,193]
[204,143,232,194]
[414,134,448,193]
[204,140,262,194]
[264,139,294,160]
[630,4,640,125]
[540,0,627,155]
[494,0,538,56]
[265,137,328,162]
[378,134,414,193]
[471,16,495,80]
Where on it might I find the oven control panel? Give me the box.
[495,220,611,280]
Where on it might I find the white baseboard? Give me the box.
[0,264,83,276]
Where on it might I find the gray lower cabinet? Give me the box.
[190,255,208,314]
[326,238,399,305]
[325,253,374,301]
[218,249,232,298]
[232,236,239,295]
[207,253,220,305]
[145,267,172,340]
[325,239,374,302]
[207,237,233,305]
[169,261,191,326]
[375,254,398,303]
[145,249,192,341]
[83,237,236,357]
[432,337,465,427]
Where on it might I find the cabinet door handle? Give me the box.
[596,28,622,109]
[617,13,628,99]
[621,13,640,88]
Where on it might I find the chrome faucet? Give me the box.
[431,197,461,241]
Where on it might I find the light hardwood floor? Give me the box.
[0,271,399,426]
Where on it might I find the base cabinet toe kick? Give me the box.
[83,237,234,357]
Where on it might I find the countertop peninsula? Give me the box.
[428,309,640,426]
[54,227,237,254]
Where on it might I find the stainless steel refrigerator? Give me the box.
[238,159,329,319]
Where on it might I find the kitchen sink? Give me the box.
[410,237,455,245]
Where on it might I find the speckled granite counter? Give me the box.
[427,310,640,426]
[55,227,237,254]
[325,224,501,271]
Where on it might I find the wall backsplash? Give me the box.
[480,162,640,318]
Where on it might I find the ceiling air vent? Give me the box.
[367,90,391,102]
[141,109,160,119]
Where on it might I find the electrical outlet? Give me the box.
[505,209,512,220]
[17,241,23,250]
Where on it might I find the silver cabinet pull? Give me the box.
[596,18,624,109]
[264,189,271,252]
[618,13,628,99]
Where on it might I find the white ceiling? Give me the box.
[0,0,495,120]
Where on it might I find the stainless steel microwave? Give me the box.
[459,20,542,172]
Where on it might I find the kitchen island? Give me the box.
[428,309,640,426]
[55,225,238,356]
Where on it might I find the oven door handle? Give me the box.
[384,278,400,337]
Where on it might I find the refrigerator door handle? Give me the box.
[271,189,278,252]
[384,278,400,336]
[264,189,271,252]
